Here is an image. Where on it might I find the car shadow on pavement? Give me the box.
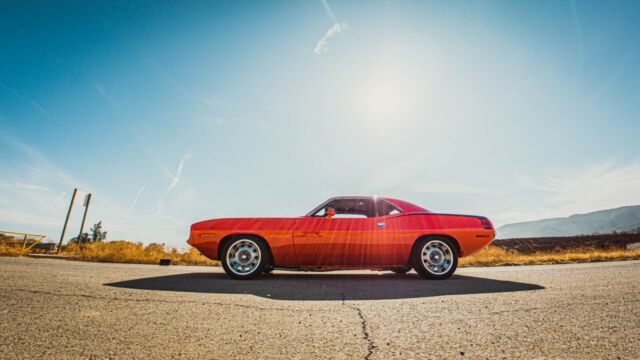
[105,272,544,301]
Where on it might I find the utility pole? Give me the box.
[76,193,92,248]
[56,188,78,254]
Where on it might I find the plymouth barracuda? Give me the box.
[188,196,495,279]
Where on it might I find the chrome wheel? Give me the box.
[226,239,262,276]
[421,240,454,275]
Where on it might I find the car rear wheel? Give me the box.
[221,236,269,280]
[411,237,458,280]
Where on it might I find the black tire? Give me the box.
[390,267,410,274]
[264,265,275,274]
[221,236,270,280]
[411,236,458,280]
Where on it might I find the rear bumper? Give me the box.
[458,229,495,257]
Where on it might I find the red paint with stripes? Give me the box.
[188,197,495,269]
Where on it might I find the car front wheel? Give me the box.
[411,237,458,280]
[221,236,269,280]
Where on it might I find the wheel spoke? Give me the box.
[226,239,262,276]
[420,240,454,275]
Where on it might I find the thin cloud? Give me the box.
[493,160,640,226]
[539,160,640,212]
[0,131,194,246]
[322,0,338,23]
[0,181,50,192]
[145,59,224,124]
[0,131,80,188]
[314,22,348,55]
[0,133,89,239]
[411,182,496,195]
[89,82,119,107]
[0,208,60,229]
[155,150,193,215]
[126,184,146,216]
[44,53,119,108]
[314,0,347,55]
[3,87,48,115]
[146,58,216,109]
[361,149,441,193]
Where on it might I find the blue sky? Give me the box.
[1,0,639,247]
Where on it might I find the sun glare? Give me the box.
[356,72,417,130]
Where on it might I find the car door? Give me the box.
[291,215,340,267]
[372,198,408,266]
[293,198,393,267]
[339,216,392,267]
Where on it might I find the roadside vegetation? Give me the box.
[2,224,640,267]
[0,223,219,266]
[61,241,220,266]
[1,241,639,267]
[0,243,30,257]
[459,246,640,267]
[0,240,219,265]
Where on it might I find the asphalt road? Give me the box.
[1,257,639,359]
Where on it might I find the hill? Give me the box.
[497,205,640,239]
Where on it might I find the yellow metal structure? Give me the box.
[0,230,48,250]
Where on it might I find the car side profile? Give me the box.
[188,196,495,280]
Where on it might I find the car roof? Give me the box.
[380,197,429,213]
[325,196,429,213]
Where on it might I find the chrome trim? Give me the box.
[421,240,454,275]
[226,238,262,276]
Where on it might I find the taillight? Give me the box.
[480,217,493,230]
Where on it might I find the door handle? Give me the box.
[296,231,319,237]
[377,222,386,228]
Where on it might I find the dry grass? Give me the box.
[0,241,219,266]
[460,246,640,267]
[59,241,220,266]
[0,243,30,257]
[1,241,640,268]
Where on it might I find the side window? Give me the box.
[375,199,403,217]
[333,198,375,218]
[311,198,377,218]
[312,200,335,217]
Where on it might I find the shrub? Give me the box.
[59,241,219,266]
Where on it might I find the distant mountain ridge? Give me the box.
[497,205,640,239]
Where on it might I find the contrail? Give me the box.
[126,184,146,216]
[314,0,347,55]
[155,150,193,214]
[3,86,48,115]
[322,0,338,23]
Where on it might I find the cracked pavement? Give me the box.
[1,257,639,359]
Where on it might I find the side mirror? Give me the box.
[326,208,336,219]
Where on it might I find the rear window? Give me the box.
[376,199,403,216]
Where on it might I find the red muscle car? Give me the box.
[188,196,495,280]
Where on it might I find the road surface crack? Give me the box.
[342,294,376,360]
